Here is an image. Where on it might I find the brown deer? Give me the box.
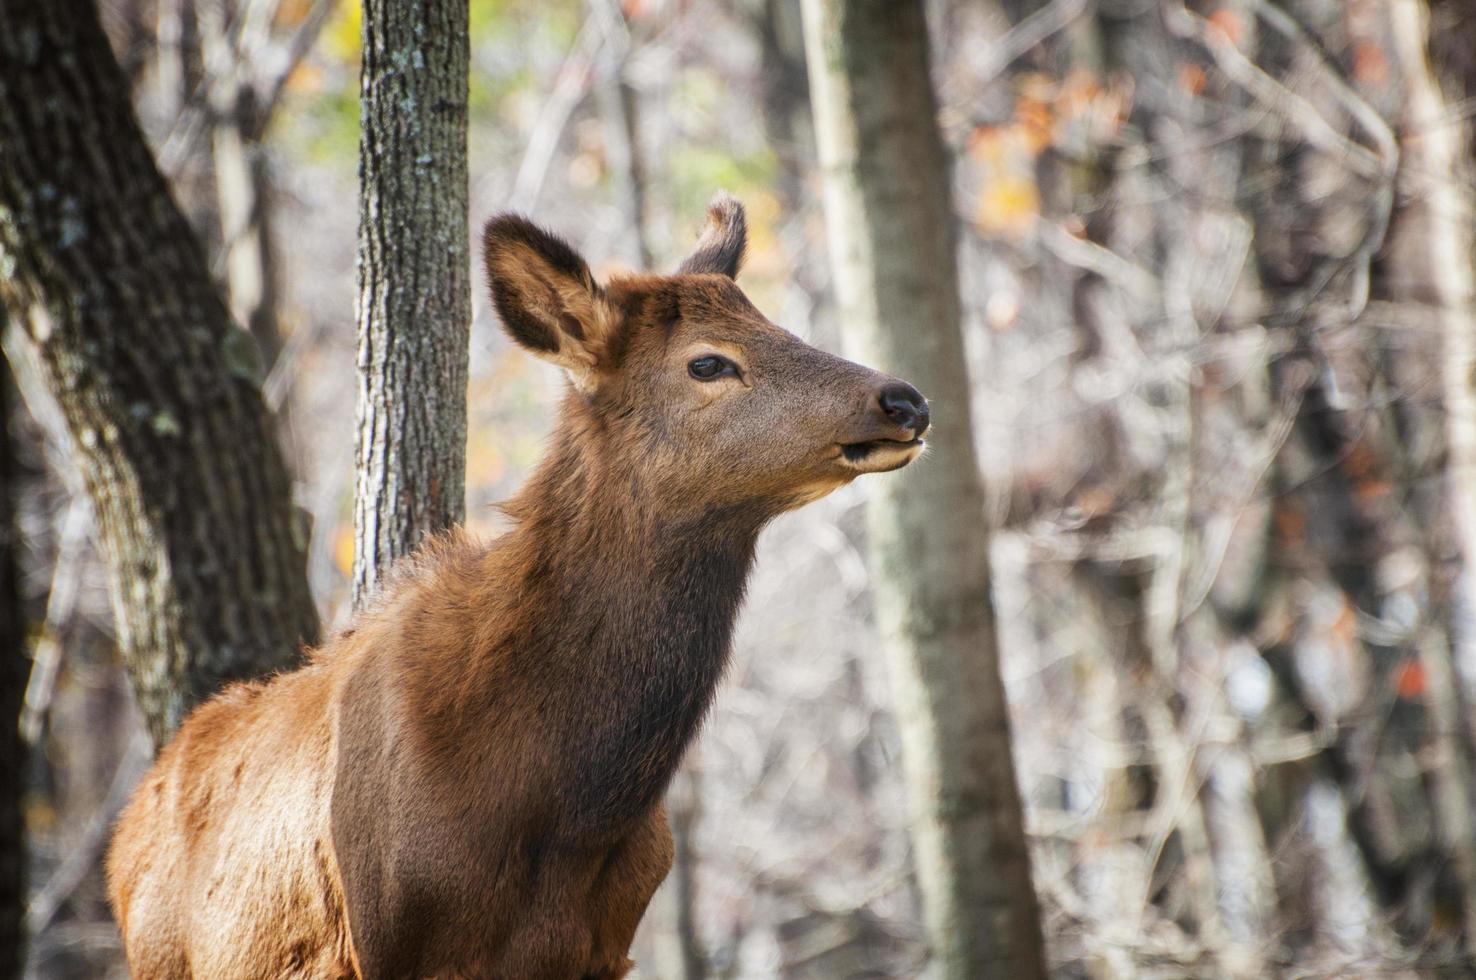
[107,195,930,979]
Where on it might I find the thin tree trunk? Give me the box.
[603,75,651,269]
[651,765,706,980]
[754,0,812,210]
[214,127,282,369]
[592,0,652,270]
[800,2,1046,976]
[197,0,331,381]
[588,16,706,967]
[155,0,190,118]
[1389,0,1476,944]
[1397,8,1476,629]
[199,0,283,373]
[0,341,25,980]
[0,0,320,746]
[353,0,471,605]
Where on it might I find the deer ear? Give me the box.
[482,214,614,384]
[677,193,746,279]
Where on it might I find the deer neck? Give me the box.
[501,415,764,832]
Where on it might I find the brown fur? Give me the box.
[107,196,929,979]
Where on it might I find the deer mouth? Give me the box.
[839,437,925,472]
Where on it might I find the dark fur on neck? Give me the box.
[491,396,765,835]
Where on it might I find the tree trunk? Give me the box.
[592,0,653,270]
[754,0,813,210]
[800,2,1046,977]
[199,0,283,373]
[0,0,320,746]
[1389,0,1476,943]
[650,766,707,980]
[0,342,25,980]
[353,0,471,605]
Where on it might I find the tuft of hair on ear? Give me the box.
[676,192,747,280]
[481,213,601,355]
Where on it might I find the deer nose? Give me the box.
[878,382,929,438]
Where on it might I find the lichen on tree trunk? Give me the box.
[0,0,320,746]
[353,0,471,606]
[801,1,1047,976]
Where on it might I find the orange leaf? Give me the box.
[1353,43,1389,86]
[1057,69,1103,119]
[986,291,1020,332]
[333,523,355,578]
[1016,72,1057,103]
[1354,477,1392,503]
[1341,441,1378,481]
[284,62,324,95]
[967,125,1010,164]
[1328,598,1357,647]
[1178,63,1207,98]
[274,0,316,28]
[976,175,1041,239]
[1273,500,1305,545]
[1207,8,1244,45]
[1014,97,1055,155]
[1394,661,1426,700]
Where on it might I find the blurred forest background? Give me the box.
[7,0,1476,977]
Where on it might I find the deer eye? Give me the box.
[688,355,736,381]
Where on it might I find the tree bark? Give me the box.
[592,0,653,270]
[800,2,1046,977]
[650,766,707,980]
[199,0,284,373]
[0,0,320,746]
[753,0,813,209]
[0,342,25,980]
[353,0,471,605]
[1389,0,1476,944]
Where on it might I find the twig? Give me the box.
[1177,367,1309,622]
[1253,0,1398,170]
[1,322,84,498]
[20,495,92,744]
[1161,1,1388,182]
[261,315,321,412]
[1134,688,1225,951]
[978,0,1094,84]
[257,0,339,122]
[26,728,152,936]
[1037,221,1162,306]
[507,13,609,212]
[159,0,338,174]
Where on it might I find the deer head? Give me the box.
[482,194,929,518]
